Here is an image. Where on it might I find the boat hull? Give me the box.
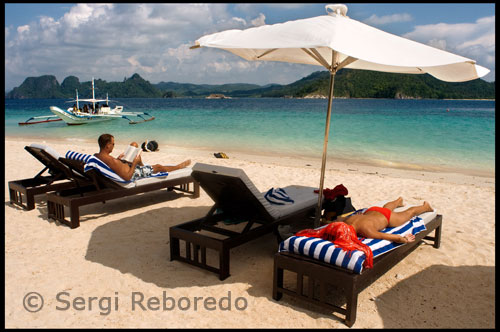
[50,106,121,125]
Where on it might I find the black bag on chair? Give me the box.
[141,140,159,152]
[322,196,356,221]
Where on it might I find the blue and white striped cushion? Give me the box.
[65,150,92,164]
[278,215,426,274]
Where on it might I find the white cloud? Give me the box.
[4,4,239,89]
[17,25,30,33]
[251,13,266,27]
[403,16,495,81]
[4,3,277,91]
[364,13,412,26]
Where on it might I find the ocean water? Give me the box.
[5,98,495,175]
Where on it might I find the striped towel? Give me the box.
[83,155,130,183]
[278,215,426,274]
[264,187,295,205]
[65,150,92,163]
[83,155,169,184]
[67,150,171,184]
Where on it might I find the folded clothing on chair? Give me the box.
[265,187,295,205]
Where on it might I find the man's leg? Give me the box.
[383,196,404,211]
[388,202,433,227]
[152,159,191,173]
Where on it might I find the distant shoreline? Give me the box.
[6,70,495,100]
[5,135,494,181]
[4,96,496,101]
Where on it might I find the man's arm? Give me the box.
[105,155,141,181]
[362,228,415,243]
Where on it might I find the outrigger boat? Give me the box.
[18,115,62,125]
[19,78,155,126]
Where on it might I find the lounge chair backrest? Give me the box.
[29,143,62,159]
[192,163,276,222]
[25,144,68,176]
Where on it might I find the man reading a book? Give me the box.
[95,134,191,181]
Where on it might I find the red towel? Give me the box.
[295,222,373,269]
[314,184,348,201]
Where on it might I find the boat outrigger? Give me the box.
[18,115,63,125]
[19,78,155,126]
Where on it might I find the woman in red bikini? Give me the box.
[339,197,434,243]
[294,197,434,269]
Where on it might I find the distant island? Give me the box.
[206,93,231,99]
[5,70,495,100]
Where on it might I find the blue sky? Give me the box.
[4,3,495,92]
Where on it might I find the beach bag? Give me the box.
[322,195,356,221]
[342,197,356,214]
[141,140,159,152]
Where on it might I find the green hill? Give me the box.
[6,73,163,99]
[5,70,495,99]
[155,82,263,97]
[257,69,496,99]
[6,75,67,99]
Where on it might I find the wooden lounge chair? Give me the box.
[169,163,320,280]
[8,144,89,210]
[46,156,200,229]
[272,205,442,327]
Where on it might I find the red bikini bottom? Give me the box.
[365,206,391,225]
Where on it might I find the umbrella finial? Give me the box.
[326,4,348,17]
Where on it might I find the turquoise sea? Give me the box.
[4,98,495,176]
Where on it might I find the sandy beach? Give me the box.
[5,136,495,328]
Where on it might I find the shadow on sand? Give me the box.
[375,264,495,328]
[83,197,281,297]
[83,201,494,328]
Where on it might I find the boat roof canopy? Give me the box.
[66,98,108,103]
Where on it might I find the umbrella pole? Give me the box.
[314,70,336,228]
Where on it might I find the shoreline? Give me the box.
[5,135,494,187]
[5,97,496,101]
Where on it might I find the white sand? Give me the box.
[5,137,495,328]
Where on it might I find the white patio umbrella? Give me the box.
[190,4,489,227]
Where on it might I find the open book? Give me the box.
[121,145,141,163]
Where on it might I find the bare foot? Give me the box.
[423,201,434,212]
[396,196,404,207]
[178,159,191,168]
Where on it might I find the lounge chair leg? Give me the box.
[9,187,22,209]
[345,285,358,327]
[273,257,283,301]
[170,236,180,261]
[193,181,200,198]
[219,247,230,280]
[433,223,442,249]
[26,193,35,211]
[69,203,80,229]
[345,299,357,327]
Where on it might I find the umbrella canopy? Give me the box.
[191,4,489,226]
